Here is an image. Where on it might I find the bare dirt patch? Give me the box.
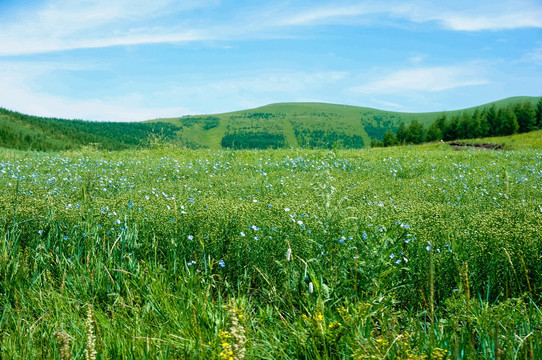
[449,141,504,151]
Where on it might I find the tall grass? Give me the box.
[0,145,541,358]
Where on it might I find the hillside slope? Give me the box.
[149,96,541,149]
[0,108,180,151]
[0,96,539,151]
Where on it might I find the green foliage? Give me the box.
[221,131,286,149]
[1,144,542,358]
[0,107,180,151]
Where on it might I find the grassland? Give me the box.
[0,131,541,359]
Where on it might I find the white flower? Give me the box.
[286,248,292,261]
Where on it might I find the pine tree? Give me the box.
[396,122,407,144]
[536,98,542,128]
[497,106,519,136]
[383,130,399,146]
[513,101,536,133]
[485,105,498,136]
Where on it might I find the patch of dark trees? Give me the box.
[221,131,286,149]
[294,129,365,149]
[179,116,220,130]
[372,99,542,147]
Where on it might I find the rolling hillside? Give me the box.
[0,108,180,151]
[0,96,540,151]
[149,96,542,149]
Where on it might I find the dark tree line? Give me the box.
[295,128,364,149]
[221,131,286,149]
[373,99,542,147]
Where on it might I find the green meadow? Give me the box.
[1,132,541,359]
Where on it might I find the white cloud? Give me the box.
[0,0,214,55]
[0,61,191,121]
[351,65,489,94]
[1,0,541,56]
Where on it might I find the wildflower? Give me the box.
[426,245,431,251]
[390,254,395,259]
[187,235,194,240]
[308,282,314,293]
[251,225,259,231]
[38,229,44,235]
[284,208,290,212]
[219,260,226,267]
[362,231,368,240]
[240,231,245,237]
[189,198,194,203]
[286,248,292,261]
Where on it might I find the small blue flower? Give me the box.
[128,201,133,208]
[189,198,194,203]
[187,235,194,240]
[426,245,431,251]
[38,230,44,235]
[251,225,259,231]
[240,231,245,237]
[362,231,368,240]
[390,254,395,259]
[218,260,225,267]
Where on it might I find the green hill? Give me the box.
[0,108,180,151]
[148,96,542,149]
[1,96,540,151]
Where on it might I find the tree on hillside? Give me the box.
[497,106,519,136]
[396,122,407,144]
[535,98,542,128]
[383,130,399,146]
[513,101,537,133]
[426,120,442,142]
[405,120,425,144]
[484,105,498,136]
[477,109,490,137]
[443,115,460,141]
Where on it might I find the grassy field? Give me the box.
[1,135,541,358]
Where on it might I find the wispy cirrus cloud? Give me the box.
[0,0,215,55]
[1,0,541,56]
[351,64,489,94]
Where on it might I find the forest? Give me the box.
[373,99,542,147]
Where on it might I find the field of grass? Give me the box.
[1,137,541,358]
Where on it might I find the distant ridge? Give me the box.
[1,96,540,151]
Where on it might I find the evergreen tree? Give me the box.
[405,120,425,144]
[513,101,536,133]
[426,120,442,142]
[535,98,542,128]
[443,115,460,141]
[383,130,399,146]
[485,105,498,136]
[396,122,407,144]
[497,106,519,136]
[478,109,490,137]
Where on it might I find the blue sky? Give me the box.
[0,0,541,121]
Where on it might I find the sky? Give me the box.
[0,0,541,122]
